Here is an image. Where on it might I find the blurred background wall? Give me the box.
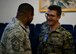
[0,0,76,25]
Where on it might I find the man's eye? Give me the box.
[50,15,55,17]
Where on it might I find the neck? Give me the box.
[16,16,28,28]
[50,22,60,31]
[20,20,28,28]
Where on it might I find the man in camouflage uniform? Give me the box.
[0,3,34,54]
[37,5,75,54]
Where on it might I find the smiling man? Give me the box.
[37,5,75,54]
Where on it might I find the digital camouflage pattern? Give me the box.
[37,22,75,54]
[0,18,32,54]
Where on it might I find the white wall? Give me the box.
[0,0,76,25]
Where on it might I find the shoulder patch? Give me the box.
[11,36,21,52]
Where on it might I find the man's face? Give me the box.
[26,14,34,25]
[45,9,60,26]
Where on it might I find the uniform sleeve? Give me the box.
[1,29,31,54]
[63,32,75,54]
[0,42,5,54]
[37,31,44,54]
[37,26,47,54]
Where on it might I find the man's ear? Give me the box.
[57,16,61,20]
[56,16,60,21]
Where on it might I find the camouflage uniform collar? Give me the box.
[42,21,61,32]
[55,25,62,32]
[12,17,30,33]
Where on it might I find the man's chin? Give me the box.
[48,23,53,26]
[25,22,31,26]
[27,23,31,25]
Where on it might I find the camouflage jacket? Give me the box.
[37,22,75,54]
[0,18,32,54]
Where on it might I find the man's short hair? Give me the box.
[48,5,62,16]
[17,3,34,16]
